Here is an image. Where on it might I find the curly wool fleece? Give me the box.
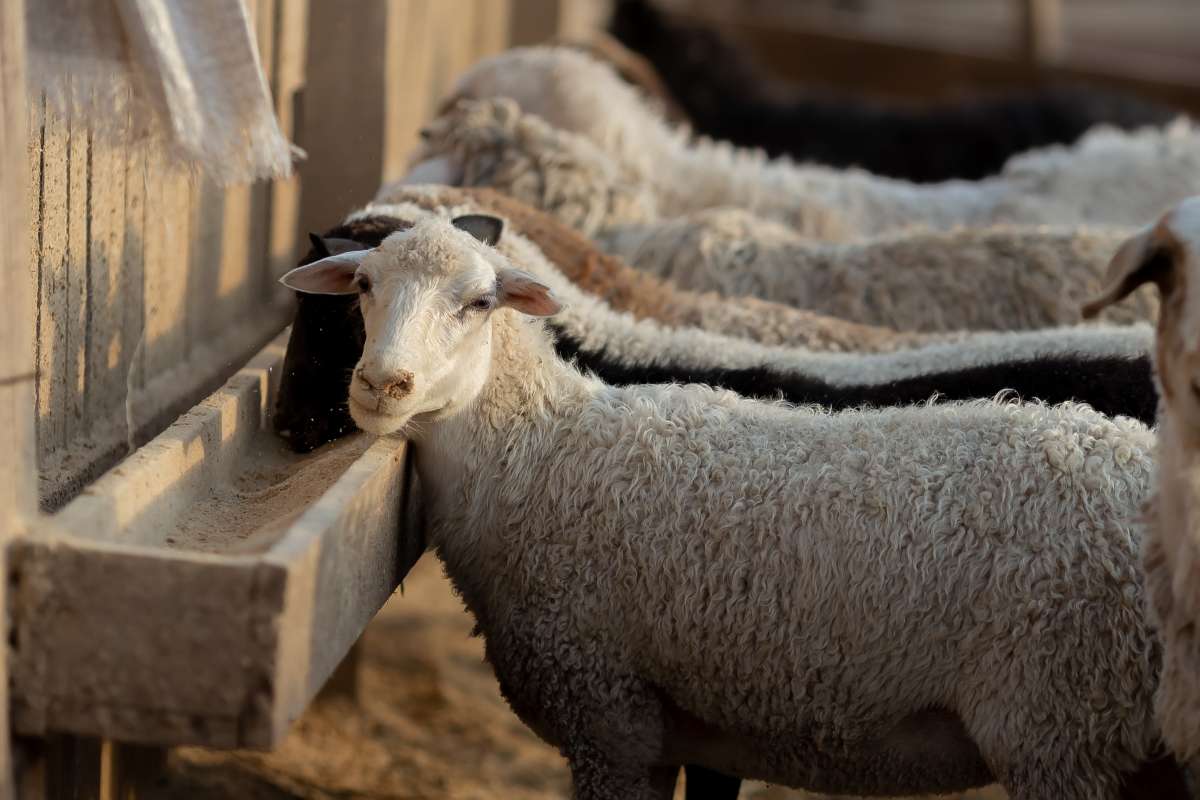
[399,268,1161,799]
[445,48,1200,234]
[597,209,1156,333]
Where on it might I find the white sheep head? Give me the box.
[1085,196,1200,434]
[279,214,561,436]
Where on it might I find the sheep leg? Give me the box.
[567,746,676,800]
[683,764,742,800]
[1117,753,1192,800]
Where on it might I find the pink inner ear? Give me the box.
[499,273,562,317]
[279,256,361,295]
[506,287,560,316]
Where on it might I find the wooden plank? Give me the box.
[508,0,564,46]
[298,0,389,237]
[1020,0,1064,65]
[382,0,436,184]
[215,180,255,338]
[1,0,30,793]
[84,132,128,433]
[10,540,277,748]
[122,136,146,399]
[474,0,514,57]
[266,0,307,282]
[187,178,227,350]
[691,12,1200,111]
[141,159,191,382]
[247,0,276,300]
[35,102,67,461]
[64,102,90,448]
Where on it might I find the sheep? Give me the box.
[392,95,854,242]
[554,29,688,124]
[274,218,409,452]
[277,212,1188,800]
[275,199,1159,456]
[606,0,1178,182]
[1081,196,1200,769]
[395,106,1161,333]
[437,48,1200,235]
[596,208,1156,333]
[394,184,947,351]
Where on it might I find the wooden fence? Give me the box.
[25,0,615,511]
[28,0,303,510]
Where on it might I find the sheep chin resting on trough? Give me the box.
[1085,195,1200,770]
[278,213,1187,800]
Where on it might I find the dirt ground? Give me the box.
[156,558,1005,800]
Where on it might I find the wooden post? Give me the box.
[0,0,31,795]
[508,0,565,46]
[1019,0,1064,67]
[298,0,391,236]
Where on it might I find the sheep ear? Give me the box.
[306,233,370,263]
[1082,225,1174,318]
[452,214,504,247]
[497,267,562,317]
[279,251,367,295]
[308,232,331,258]
[321,236,372,256]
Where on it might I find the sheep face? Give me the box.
[278,215,560,437]
[1085,196,1200,431]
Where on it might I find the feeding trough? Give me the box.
[8,334,421,749]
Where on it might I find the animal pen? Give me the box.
[0,0,1198,798]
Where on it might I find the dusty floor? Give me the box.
[156,559,1005,800]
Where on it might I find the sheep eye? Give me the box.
[355,275,372,294]
[467,295,496,312]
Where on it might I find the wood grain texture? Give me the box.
[30,1,295,508]
[266,0,306,285]
[2,0,30,793]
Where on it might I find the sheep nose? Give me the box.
[355,366,415,400]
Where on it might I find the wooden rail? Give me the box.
[693,11,1200,113]
[1,0,30,794]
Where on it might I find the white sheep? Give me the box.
[437,47,1200,235]
[390,95,852,241]
[1083,196,1200,767]
[387,184,951,352]
[597,209,1156,332]
[358,197,1157,420]
[279,213,1186,800]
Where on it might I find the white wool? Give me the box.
[358,200,1154,387]
[447,48,1200,234]
[597,210,1155,332]
[345,216,1164,799]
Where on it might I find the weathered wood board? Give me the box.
[30,4,296,512]
[2,0,30,793]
